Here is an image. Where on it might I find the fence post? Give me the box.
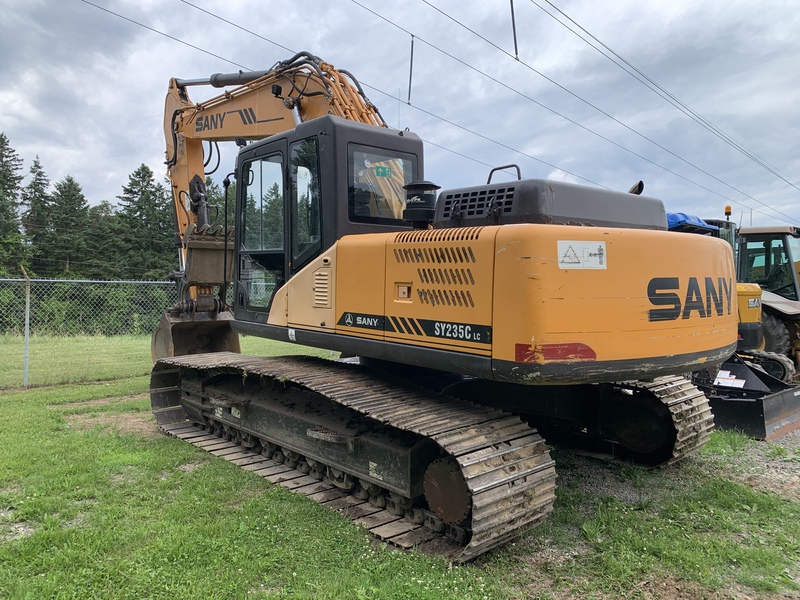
[21,267,31,388]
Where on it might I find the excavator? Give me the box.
[150,52,738,560]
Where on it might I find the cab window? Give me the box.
[239,154,284,310]
[348,144,416,225]
[290,137,321,270]
[739,235,798,300]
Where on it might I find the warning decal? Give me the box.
[557,241,607,270]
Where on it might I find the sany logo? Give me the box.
[338,312,383,330]
[195,108,284,132]
[195,112,228,132]
[648,277,733,322]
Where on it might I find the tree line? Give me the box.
[0,132,232,281]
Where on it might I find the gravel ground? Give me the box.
[500,427,800,600]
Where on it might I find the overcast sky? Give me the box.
[1,0,798,227]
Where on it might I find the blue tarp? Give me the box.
[666,212,719,234]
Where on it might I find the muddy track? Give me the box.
[151,353,558,562]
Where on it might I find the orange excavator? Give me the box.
[150,52,737,560]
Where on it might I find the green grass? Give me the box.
[554,479,796,593]
[496,446,800,598]
[0,377,500,600]
[1,337,800,598]
[0,334,336,389]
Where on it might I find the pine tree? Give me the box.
[117,164,176,280]
[0,132,24,275]
[20,157,51,276]
[83,201,123,280]
[242,183,283,250]
[206,175,237,230]
[49,176,90,277]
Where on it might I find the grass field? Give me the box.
[1,336,799,599]
[0,334,337,389]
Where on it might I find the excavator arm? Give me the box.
[152,52,387,360]
[165,51,386,266]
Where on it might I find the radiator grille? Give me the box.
[440,187,516,220]
[392,229,481,310]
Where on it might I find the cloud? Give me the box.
[0,0,797,227]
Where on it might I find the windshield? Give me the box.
[739,234,800,301]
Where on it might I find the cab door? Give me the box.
[236,144,288,316]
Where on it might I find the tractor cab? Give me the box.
[737,226,800,302]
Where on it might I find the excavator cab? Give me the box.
[231,115,423,323]
[153,116,422,359]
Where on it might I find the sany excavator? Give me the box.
[150,52,738,560]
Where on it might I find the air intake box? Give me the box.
[433,178,667,230]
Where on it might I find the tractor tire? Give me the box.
[744,350,796,383]
[762,312,791,356]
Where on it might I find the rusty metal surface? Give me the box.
[423,459,471,525]
[150,352,557,561]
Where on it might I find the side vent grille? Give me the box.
[394,227,483,244]
[417,288,475,308]
[392,232,481,311]
[392,246,477,265]
[313,269,331,308]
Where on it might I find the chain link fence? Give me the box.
[0,279,177,337]
[0,279,324,389]
[0,279,179,388]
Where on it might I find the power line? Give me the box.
[350,1,721,190]
[178,0,294,55]
[182,0,794,221]
[531,0,800,193]
[412,0,799,225]
[84,0,536,179]
[79,0,249,71]
[176,0,601,187]
[80,0,793,224]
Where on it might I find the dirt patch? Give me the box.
[67,412,161,438]
[627,574,728,600]
[698,430,800,501]
[178,462,204,474]
[0,509,34,542]
[517,573,731,600]
[0,521,34,542]
[48,393,148,410]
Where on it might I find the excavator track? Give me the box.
[442,374,714,467]
[150,352,558,562]
[616,375,715,466]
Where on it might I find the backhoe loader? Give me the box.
[667,210,800,439]
[150,52,738,560]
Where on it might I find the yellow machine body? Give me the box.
[267,223,738,384]
[736,284,762,321]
